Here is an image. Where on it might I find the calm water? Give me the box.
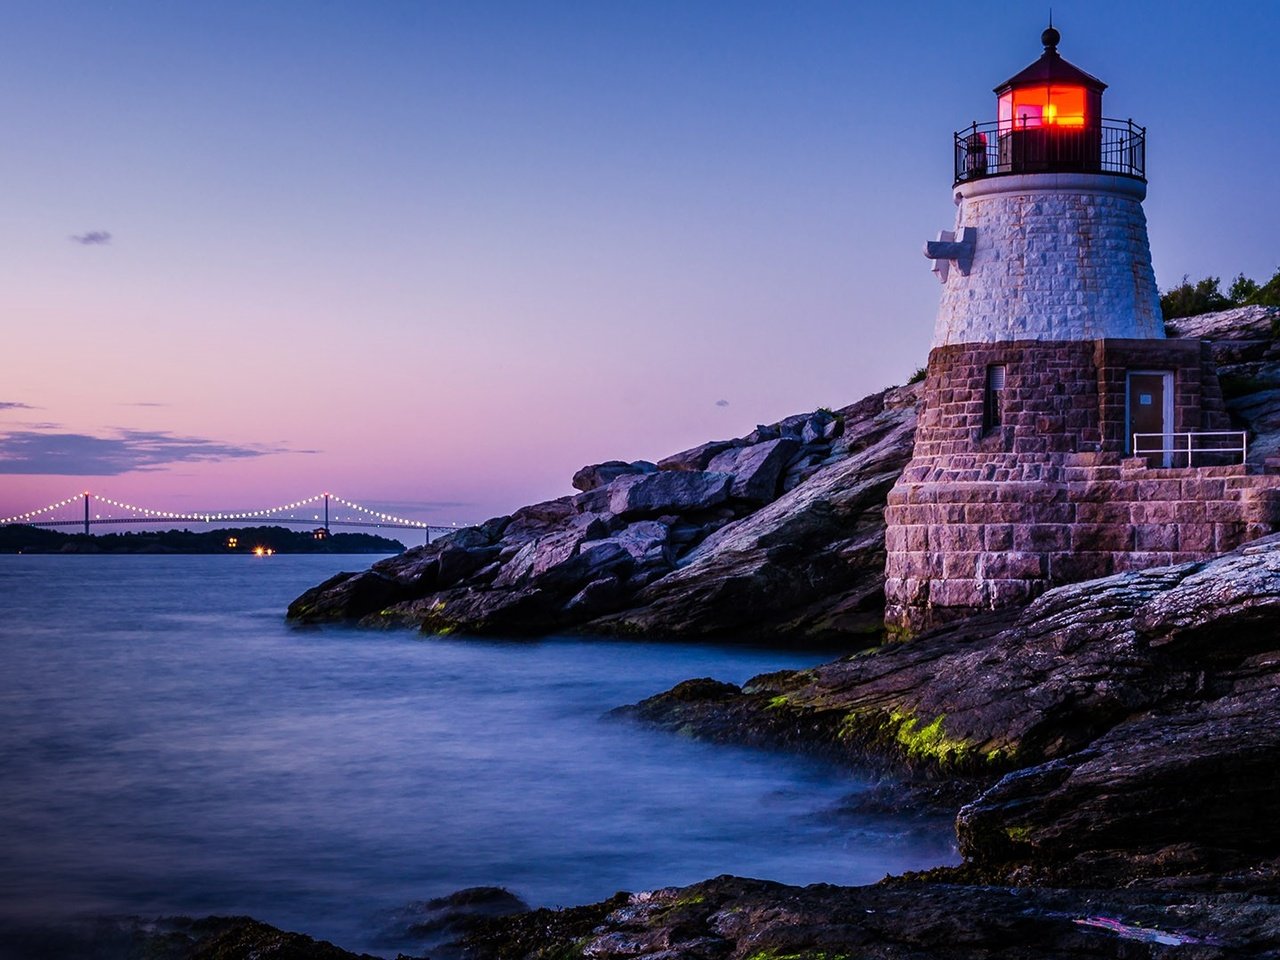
[0,555,957,955]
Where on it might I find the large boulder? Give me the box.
[1165,306,1280,467]
[1230,387,1280,463]
[607,470,733,518]
[1165,304,1280,341]
[656,439,740,472]
[590,520,671,562]
[286,569,413,622]
[706,437,799,503]
[957,686,1280,885]
[570,460,656,492]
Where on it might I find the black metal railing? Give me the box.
[954,118,1145,184]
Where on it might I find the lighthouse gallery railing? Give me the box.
[955,118,1146,184]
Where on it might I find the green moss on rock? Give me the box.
[838,707,1014,773]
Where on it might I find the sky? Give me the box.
[1,0,1277,525]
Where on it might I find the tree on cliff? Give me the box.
[1161,266,1280,321]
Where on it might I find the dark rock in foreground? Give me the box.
[0,915,384,960]
[372,886,529,954]
[26,877,1280,959]
[463,875,1280,960]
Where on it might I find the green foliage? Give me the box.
[1243,266,1280,309]
[1160,275,1231,319]
[1229,272,1260,303]
[1161,266,1280,323]
[907,366,927,384]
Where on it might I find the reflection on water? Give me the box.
[0,556,957,955]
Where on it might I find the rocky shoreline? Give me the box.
[286,306,1280,648]
[619,534,1280,885]
[30,308,1280,959]
[286,386,920,644]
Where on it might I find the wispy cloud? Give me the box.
[70,231,112,245]
[715,399,730,407]
[0,428,301,475]
[121,401,169,408]
[0,402,36,411]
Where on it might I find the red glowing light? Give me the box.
[999,85,1088,129]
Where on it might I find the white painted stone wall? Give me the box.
[931,173,1164,347]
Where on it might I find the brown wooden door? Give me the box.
[1128,372,1168,466]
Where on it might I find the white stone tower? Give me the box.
[929,25,1163,345]
[882,25,1275,634]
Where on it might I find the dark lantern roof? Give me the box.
[994,27,1107,94]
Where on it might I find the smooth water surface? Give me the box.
[0,555,957,954]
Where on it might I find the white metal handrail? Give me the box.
[1131,430,1248,467]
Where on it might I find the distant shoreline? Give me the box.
[0,523,406,555]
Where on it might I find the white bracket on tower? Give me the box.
[923,227,976,283]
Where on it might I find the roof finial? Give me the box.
[1042,12,1060,52]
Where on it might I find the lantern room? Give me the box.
[996,26,1104,131]
[955,25,1144,184]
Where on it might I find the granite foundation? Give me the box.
[884,338,1280,633]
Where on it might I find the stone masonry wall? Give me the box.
[885,336,1256,634]
[908,339,1232,482]
[884,461,1280,634]
[1094,339,1233,450]
[932,174,1163,346]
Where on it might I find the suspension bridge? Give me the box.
[0,491,470,543]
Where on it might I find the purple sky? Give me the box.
[2,1,1277,524]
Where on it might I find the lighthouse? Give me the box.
[931,25,1161,345]
[883,25,1279,634]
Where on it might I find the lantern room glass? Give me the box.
[998,85,1089,130]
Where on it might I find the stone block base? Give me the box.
[884,461,1280,634]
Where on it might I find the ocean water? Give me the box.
[0,555,957,955]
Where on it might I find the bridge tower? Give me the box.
[881,25,1272,634]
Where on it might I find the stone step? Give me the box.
[1266,457,1280,475]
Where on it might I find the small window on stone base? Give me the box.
[983,364,1006,434]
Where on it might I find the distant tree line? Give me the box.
[0,524,407,555]
[1160,266,1280,321]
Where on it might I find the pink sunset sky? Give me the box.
[2,2,1277,526]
